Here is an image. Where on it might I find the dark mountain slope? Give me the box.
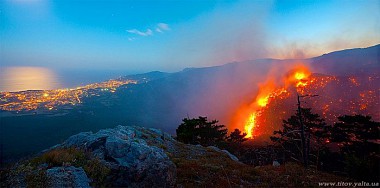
[309,44,380,75]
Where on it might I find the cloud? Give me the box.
[156,23,170,33]
[126,29,153,36]
[127,23,169,37]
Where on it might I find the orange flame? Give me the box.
[241,64,311,139]
[245,113,256,138]
[287,65,311,88]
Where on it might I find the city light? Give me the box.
[0,79,137,112]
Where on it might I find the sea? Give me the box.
[0,66,137,92]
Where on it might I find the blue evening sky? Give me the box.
[1,0,379,72]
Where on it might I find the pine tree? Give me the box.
[271,108,328,167]
[227,129,248,144]
[176,116,227,146]
[331,115,380,156]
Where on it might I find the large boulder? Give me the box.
[60,125,177,187]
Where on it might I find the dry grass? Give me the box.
[30,147,87,167]
[25,170,48,188]
[3,148,111,188]
[168,142,350,187]
[255,162,351,187]
[83,158,111,187]
[169,143,259,187]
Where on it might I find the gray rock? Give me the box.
[272,160,280,167]
[46,166,91,188]
[62,132,93,147]
[207,146,240,162]
[221,149,240,162]
[207,146,221,152]
[58,125,177,187]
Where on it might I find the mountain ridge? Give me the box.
[124,44,379,84]
[0,44,379,164]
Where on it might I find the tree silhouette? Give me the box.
[271,108,328,167]
[176,116,227,146]
[330,115,380,181]
[226,129,248,157]
[227,129,248,144]
[330,115,380,157]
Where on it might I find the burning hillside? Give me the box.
[233,65,379,140]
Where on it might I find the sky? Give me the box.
[1,0,379,73]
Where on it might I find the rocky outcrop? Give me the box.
[2,125,242,187]
[59,125,177,187]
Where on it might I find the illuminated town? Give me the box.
[0,79,137,112]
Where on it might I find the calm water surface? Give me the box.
[0,66,135,92]
[0,67,61,92]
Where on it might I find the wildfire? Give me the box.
[242,65,311,139]
[257,96,269,107]
[295,72,308,87]
[289,66,311,88]
[295,72,306,80]
[245,113,257,138]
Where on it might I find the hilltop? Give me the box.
[0,125,349,187]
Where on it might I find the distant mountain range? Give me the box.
[1,44,379,163]
[310,44,380,75]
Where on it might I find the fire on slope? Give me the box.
[233,64,379,140]
[234,65,311,139]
